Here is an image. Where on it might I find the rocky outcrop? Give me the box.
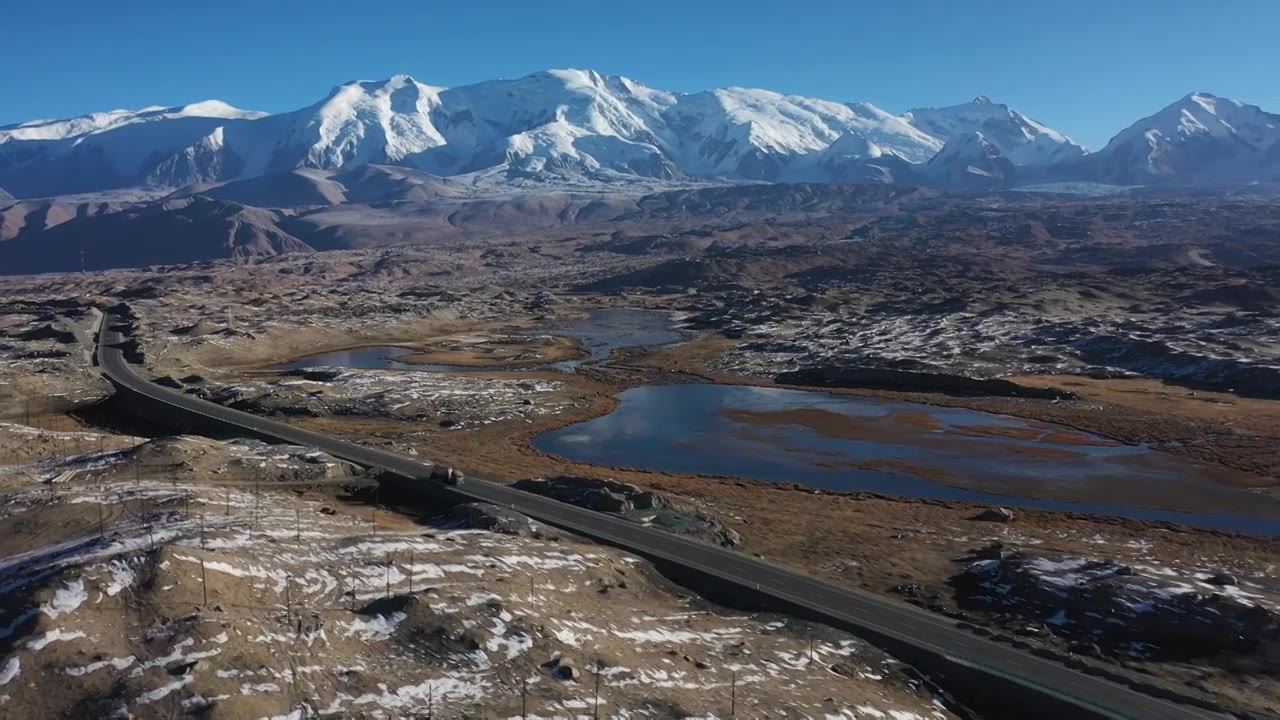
[12,322,76,343]
[514,476,742,548]
[445,502,541,537]
[514,477,666,513]
[953,552,1279,658]
[974,507,1016,522]
[1070,333,1280,400]
[776,367,1077,400]
[543,654,582,682]
[356,594,501,655]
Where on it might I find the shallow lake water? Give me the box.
[272,346,468,372]
[272,308,683,373]
[534,384,1280,535]
[545,308,685,370]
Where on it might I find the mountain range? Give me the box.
[4,69,1277,201]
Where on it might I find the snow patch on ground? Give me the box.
[26,628,86,651]
[341,612,406,641]
[40,580,87,619]
[0,658,19,686]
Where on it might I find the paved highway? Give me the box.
[97,314,1223,720]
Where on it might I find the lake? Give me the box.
[534,383,1280,534]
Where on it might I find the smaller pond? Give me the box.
[271,308,683,373]
[534,384,1280,535]
[546,308,685,371]
[272,346,468,372]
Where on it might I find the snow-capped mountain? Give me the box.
[660,90,940,181]
[0,101,263,142]
[414,69,679,179]
[1075,92,1280,184]
[0,70,946,196]
[226,75,448,178]
[903,96,1086,166]
[814,132,924,184]
[0,102,267,197]
[924,131,1017,189]
[2,72,1277,199]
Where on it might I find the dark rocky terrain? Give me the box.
[954,550,1279,660]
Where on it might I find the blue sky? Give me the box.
[3,0,1277,149]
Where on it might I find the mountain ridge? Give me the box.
[1,70,1276,200]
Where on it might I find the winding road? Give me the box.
[96,313,1224,720]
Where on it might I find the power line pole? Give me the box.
[593,658,601,720]
[731,671,736,718]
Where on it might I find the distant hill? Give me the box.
[0,197,311,274]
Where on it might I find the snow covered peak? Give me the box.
[925,130,1017,187]
[533,68,612,89]
[657,88,940,181]
[173,100,265,120]
[1085,91,1280,183]
[903,97,1085,166]
[1104,91,1279,150]
[320,75,446,105]
[1184,91,1230,113]
[0,101,264,142]
[266,76,448,171]
[930,131,1002,162]
[823,131,886,160]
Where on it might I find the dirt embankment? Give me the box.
[775,366,1079,400]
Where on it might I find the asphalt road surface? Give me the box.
[96,314,1225,720]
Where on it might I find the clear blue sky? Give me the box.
[3,0,1277,149]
